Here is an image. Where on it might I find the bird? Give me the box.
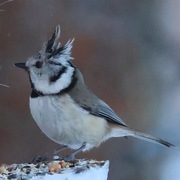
[15,25,174,161]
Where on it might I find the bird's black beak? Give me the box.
[14,63,28,71]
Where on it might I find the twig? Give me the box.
[0,0,14,11]
[0,0,14,7]
[0,83,9,87]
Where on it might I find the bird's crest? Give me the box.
[40,25,74,61]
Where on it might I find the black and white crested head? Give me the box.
[43,25,74,62]
[24,25,76,96]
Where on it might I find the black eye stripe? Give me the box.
[50,66,67,82]
[49,61,62,66]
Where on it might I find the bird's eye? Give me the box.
[35,61,43,69]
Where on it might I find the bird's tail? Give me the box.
[112,126,174,147]
[130,128,174,147]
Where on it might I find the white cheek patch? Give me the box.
[33,66,75,94]
[28,38,75,95]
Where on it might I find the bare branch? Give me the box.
[0,0,14,11]
[0,0,14,7]
[0,83,9,88]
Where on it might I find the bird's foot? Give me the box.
[31,155,49,164]
[63,142,86,162]
[64,154,76,162]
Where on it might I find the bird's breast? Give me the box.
[29,94,109,150]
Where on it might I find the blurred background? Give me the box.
[0,0,180,179]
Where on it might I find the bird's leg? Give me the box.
[52,145,69,160]
[64,142,86,162]
[31,155,49,164]
[32,145,69,163]
[54,145,68,155]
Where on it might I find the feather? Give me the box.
[44,25,74,60]
[68,69,127,126]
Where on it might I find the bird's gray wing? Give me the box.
[68,69,127,126]
[81,100,127,126]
